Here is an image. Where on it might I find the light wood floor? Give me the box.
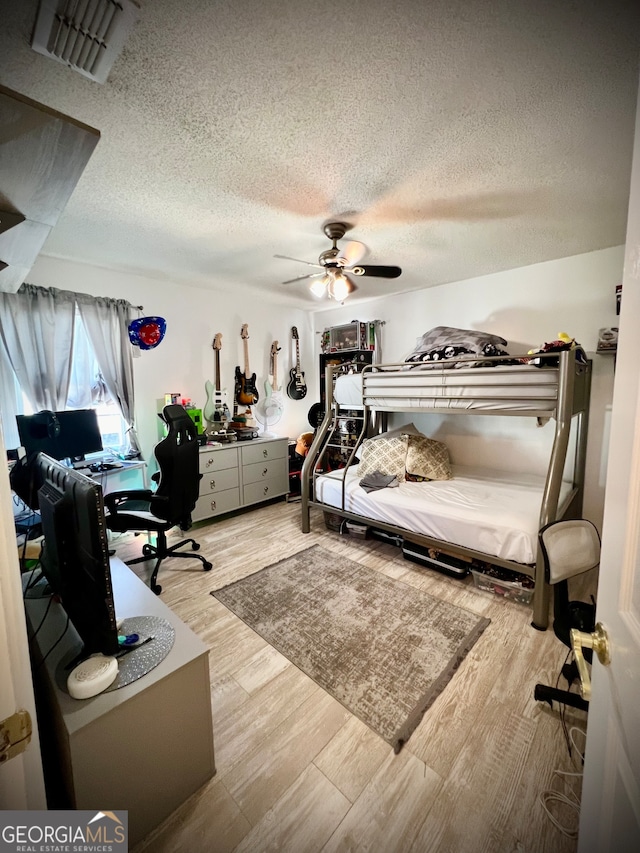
[115,499,592,853]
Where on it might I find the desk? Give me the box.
[24,557,215,845]
[81,460,147,495]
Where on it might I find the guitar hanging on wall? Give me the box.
[203,333,231,429]
[255,341,285,437]
[264,340,285,417]
[287,326,307,400]
[234,324,259,429]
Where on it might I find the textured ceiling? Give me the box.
[0,0,639,309]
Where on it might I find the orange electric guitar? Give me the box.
[235,324,259,407]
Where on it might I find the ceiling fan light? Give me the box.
[310,277,328,298]
[328,272,350,302]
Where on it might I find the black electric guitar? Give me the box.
[235,324,259,407]
[287,326,307,400]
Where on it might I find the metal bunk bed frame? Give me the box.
[301,348,592,631]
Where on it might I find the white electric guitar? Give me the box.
[264,341,285,419]
[204,333,231,428]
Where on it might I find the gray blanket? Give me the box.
[359,472,400,493]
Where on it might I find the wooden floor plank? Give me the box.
[313,716,391,803]
[233,764,351,853]
[214,665,320,776]
[132,775,250,853]
[220,689,351,826]
[321,749,443,853]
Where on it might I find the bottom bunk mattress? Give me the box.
[313,465,573,565]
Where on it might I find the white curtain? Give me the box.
[75,293,139,451]
[0,284,138,452]
[0,284,76,411]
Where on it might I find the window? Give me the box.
[16,309,129,455]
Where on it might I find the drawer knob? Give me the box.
[263,449,268,458]
[210,478,216,489]
[263,486,269,495]
[262,468,268,476]
[210,499,216,510]
[206,458,215,468]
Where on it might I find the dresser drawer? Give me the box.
[199,467,238,496]
[241,440,287,466]
[199,446,238,474]
[192,487,240,522]
[243,477,288,506]
[243,458,287,486]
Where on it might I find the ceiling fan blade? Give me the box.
[274,254,324,269]
[347,264,402,278]
[336,240,366,267]
[281,272,324,285]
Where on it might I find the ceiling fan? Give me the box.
[275,221,402,301]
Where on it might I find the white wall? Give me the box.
[312,246,624,528]
[27,257,316,467]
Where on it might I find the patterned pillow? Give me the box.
[369,423,423,441]
[405,435,452,481]
[357,435,408,480]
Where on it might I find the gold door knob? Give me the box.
[570,622,611,701]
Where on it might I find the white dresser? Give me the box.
[193,437,288,523]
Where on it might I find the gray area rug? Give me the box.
[212,544,490,752]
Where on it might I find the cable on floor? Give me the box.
[539,726,586,838]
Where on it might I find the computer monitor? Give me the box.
[35,453,119,658]
[17,409,103,463]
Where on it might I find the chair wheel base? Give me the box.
[151,583,162,595]
[203,561,213,571]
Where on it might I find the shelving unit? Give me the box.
[323,408,367,471]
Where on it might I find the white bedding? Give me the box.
[334,366,559,413]
[314,464,572,565]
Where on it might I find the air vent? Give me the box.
[31,0,140,84]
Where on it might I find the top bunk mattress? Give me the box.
[334,365,560,413]
[313,465,573,565]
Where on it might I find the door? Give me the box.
[0,418,46,809]
[578,83,640,851]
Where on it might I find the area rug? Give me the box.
[211,544,490,752]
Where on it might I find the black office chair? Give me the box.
[533,519,600,711]
[104,404,212,594]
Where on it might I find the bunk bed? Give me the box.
[300,346,592,631]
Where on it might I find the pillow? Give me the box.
[404,326,510,368]
[404,435,452,481]
[357,435,408,480]
[369,423,423,441]
[354,423,423,460]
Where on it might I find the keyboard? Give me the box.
[89,461,123,473]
